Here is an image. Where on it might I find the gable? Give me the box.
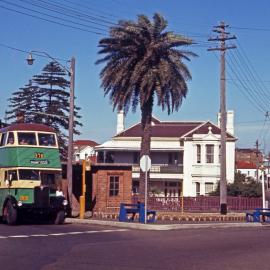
[182,121,236,140]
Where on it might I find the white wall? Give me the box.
[183,134,235,196]
[226,141,235,183]
[183,141,194,196]
[74,146,95,161]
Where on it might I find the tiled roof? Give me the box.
[115,118,235,139]
[115,121,203,138]
[74,140,99,147]
[236,148,258,153]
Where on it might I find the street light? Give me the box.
[27,50,75,212]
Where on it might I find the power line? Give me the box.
[18,0,112,31]
[231,26,270,32]
[23,0,116,27]
[228,51,270,110]
[2,0,108,33]
[0,42,69,61]
[227,78,270,83]
[235,120,266,125]
[0,4,104,35]
[258,112,269,142]
[226,68,266,114]
[215,48,266,115]
[236,41,270,94]
[58,0,119,19]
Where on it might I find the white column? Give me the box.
[201,144,206,164]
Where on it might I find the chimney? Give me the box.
[217,110,234,135]
[116,110,124,134]
[226,110,234,135]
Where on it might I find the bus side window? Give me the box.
[7,132,15,145]
[18,132,37,145]
[38,133,56,146]
[7,170,18,181]
[0,133,7,146]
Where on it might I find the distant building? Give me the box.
[73,140,99,162]
[235,148,263,180]
[235,148,263,165]
[236,160,260,180]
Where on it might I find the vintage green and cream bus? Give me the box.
[0,123,68,225]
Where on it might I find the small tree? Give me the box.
[210,172,262,197]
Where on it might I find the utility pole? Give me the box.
[67,57,75,213]
[208,22,236,215]
[255,139,259,182]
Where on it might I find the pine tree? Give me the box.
[6,80,43,123]
[32,61,82,159]
[6,61,82,160]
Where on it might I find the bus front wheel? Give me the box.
[3,200,17,225]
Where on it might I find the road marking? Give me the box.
[0,229,129,240]
[9,235,29,238]
[102,229,128,232]
[49,233,67,236]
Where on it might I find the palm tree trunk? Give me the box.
[139,96,153,203]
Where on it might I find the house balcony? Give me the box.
[132,164,183,174]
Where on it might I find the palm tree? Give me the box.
[96,13,197,202]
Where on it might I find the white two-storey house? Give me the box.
[95,111,236,197]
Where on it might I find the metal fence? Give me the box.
[132,196,262,212]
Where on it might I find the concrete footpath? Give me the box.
[66,218,264,231]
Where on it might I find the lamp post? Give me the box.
[27,51,75,212]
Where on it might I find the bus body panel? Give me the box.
[0,147,61,169]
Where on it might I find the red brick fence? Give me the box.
[132,196,262,212]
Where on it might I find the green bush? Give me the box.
[210,172,262,197]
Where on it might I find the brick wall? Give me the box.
[92,165,132,214]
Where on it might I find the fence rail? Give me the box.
[132,196,262,212]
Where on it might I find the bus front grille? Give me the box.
[34,186,50,208]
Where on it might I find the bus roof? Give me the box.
[0,123,55,133]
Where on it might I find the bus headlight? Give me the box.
[62,199,68,206]
[17,201,23,207]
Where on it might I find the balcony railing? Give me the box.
[132,164,183,174]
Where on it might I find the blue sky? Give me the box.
[0,0,270,152]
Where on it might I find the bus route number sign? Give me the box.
[35,153,44,159]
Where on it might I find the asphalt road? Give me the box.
[0,222,270,270]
